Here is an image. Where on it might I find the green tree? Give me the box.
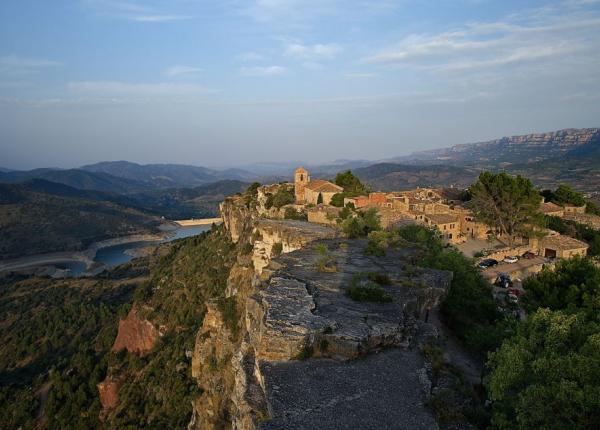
[469,172,542,246]
[488,308,600,430]
[552,184,586,206]
[522,256,600,314]
[330,193,345,207]
[334,170,367,194]
[271,185,295,208]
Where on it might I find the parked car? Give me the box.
[507,287,521,297]
[521,251,536,259]
[495,273,513,288]
[478,258,499,269]
[503,255,519,264]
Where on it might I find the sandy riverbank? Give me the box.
[0,231,168,277]
[174,218,222,226]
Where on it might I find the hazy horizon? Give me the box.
[2,0,600,170]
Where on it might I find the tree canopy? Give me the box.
[334,170,368,194]
[541,184,586,207]
[469,172,542,246]
[522,255,600,314]
[488,256,600,430]
[488,308,600,430]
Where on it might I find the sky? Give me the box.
[1,0,600,170]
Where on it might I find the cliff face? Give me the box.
[111,308,160,354]
[189,191,452,429]
[407,127,600,167]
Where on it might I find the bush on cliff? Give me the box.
[341,208,381,238]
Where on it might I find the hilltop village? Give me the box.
[291,167,589,258]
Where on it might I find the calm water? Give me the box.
[52,261,88,277]
[93,225,212,268]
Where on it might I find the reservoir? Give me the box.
[93,224,212,268]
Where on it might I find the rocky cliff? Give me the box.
[188,189,453,429]
[404,127,600,167]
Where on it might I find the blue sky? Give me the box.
[1,0,600,169]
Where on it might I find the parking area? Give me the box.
[480,256,549,283]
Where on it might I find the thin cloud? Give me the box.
[240,65,286,76]
[362,6,600,73]
[284,43,341,60]
[344,72,378,79]
[130,14,190,22]
[165,65,203,78]
[82,0,191,22]
[0,55,61,74]
[67,81,213,100]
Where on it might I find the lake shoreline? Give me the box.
[0,223,210,278]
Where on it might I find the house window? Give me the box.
[300,174,304,181]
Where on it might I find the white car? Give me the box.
[503,255,519,264]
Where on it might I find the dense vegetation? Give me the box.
[469,172,543,246]
[0,225,238,429]
[488,257,600,429]
[0,183,160,259]
[0,275,136,429]
[104,225,237,428]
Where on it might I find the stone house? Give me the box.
[422,213,462,243]
[307,205,341,225]
[539,201,565,217]
[563,204,586,215]
[294,167,343,206]
[539,235,589,258]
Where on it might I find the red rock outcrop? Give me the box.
[111,308,159,354]
[97,377,120,409]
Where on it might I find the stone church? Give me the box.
[294,167,343,206]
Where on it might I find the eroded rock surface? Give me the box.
[260,349,439,430]
[111,308,159,354]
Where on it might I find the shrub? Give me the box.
[330,193,345,207]
[272,185,295,208]
[341,208,381,238]
[272,242,283,257]
[217,296,239,340]
[284,207,307,221]
[296,342,314,360]
[347,273,392,303]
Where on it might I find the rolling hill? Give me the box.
[0,168,150,194]
[0,183,161,259]
[81,161,254,188]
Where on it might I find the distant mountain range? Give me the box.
[392,128,600,169]
[2,127,598,200]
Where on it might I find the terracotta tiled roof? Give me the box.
[542,235,589,250]
[305,179,343,193]
[539,202,563,214]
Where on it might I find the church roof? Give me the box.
[305,179,343,193]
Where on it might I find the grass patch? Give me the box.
[216,296,239,340]
[347,273,393,303]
